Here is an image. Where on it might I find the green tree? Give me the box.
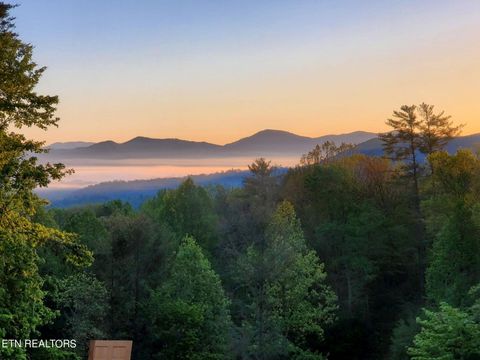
[236,202,336,359]
[425,151,480,306]
[380,103,460,202]
[44,208,110,277]
[426,204,480,306]
[281,155,420,357]
[145,236,232,359]
[216,158,280,263]
[103,213,154,341]
[389,310,421,360]
[143,178,218,253]
[246,157,280,208]
[244,158,279,208]
[417,103,462,158]
[0,4,91,358]
[379,105,423,205]
[379,104,462,301]
[300,141,354,166]
[408,303,480,360]
[50,273,108,356]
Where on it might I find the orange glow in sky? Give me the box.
[15,1,480,144]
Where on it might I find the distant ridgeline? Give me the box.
[38,132,480,208]
[41,130,479,162]
[354,133,480,160]
[38,169,286,208]
[41,130,378,161]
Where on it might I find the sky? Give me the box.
[12,0,480,144]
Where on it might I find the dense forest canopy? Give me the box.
[1,3,480,359]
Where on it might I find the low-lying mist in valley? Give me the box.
[46,156,301,188]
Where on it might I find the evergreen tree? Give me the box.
[380,103,462,201]
[379,105,423,206]
[417,102,462,158]
[145,236,232,359]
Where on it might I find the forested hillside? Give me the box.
[26,147,480,359]
[1,3,480,359]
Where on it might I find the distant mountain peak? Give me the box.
[254,129,302,135]
[126,136,154,142]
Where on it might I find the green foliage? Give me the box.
[244,158,280,219]
[0,43,476,360]
[0,5,91,358]
[51,208,109,254]
[50,273,108,354]
[103,213,156,340]
[300,141,354,165]
[145,236,232,359]
[426,204,480,306]
[288,158,414,309]
[425,151,480,306]
[379,105,423,190]
[380,103,461,208]
[213,160,282,295]
[40,208,109,277]
[281,155,421,356]
[389,310,421,360]
[408,303,480,360]
[143,178,218,252]
[417,103,463,156]
[428,150,480,198]
[0,230,56,360]
[235,201,336,359]
[29,347,81,360]
[0,4,58,130]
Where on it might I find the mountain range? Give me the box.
[42,130,378,161]
[39,130,480,208]
[41,129,480,163]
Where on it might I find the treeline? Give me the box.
[25,144,480,359]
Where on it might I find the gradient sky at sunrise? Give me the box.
[13,0,480,144]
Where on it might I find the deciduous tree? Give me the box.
[236,202,336,359]
[0,4,91,358]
